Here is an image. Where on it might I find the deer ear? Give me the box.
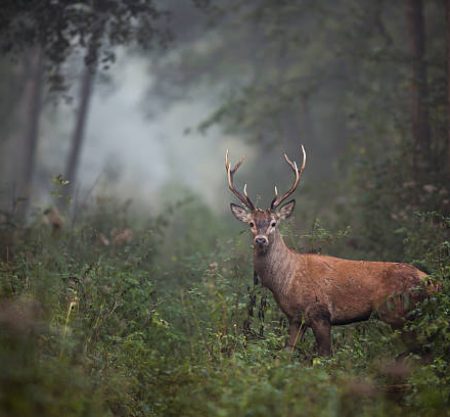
[277,199,295,219]
[230,203,251,223]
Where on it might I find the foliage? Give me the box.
[0,0,171,89]
[0,193,449,417]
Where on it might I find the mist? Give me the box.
[32,54,255,216]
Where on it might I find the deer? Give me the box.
[225,145,432,356]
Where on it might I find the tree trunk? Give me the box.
[405,0,431,175]
[447,0,450,176]
[62,64,95,208]
[62,16,105,210]
[17,46,44,219]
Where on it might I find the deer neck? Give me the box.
[253,229,296,292]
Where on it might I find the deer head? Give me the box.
[225,145,306,252]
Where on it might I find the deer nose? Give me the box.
[254,236,268,246]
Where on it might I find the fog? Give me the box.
[31,51,255,215]
[1,0,426,222]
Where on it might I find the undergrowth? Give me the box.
[0,196,448,417]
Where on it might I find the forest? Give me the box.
[0,0,449,416]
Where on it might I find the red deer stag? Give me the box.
[225,145,430,356]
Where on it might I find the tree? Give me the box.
[62,18,105,208]
[17,46,44,218]
[405,0,431,175]
[447,0,450,175]
[0,1,169,74]
[0,1,170,216]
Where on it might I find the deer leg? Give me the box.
[307,304,332,356]
[311,320,332,356]
[285,319,307,352]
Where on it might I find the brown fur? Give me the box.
[233,208,430,356]
[226,146,432,356]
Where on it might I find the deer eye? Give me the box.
[271,221,276,227]
[249,222,255,228]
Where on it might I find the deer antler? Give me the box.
[225,150,255,210]
[270,145,306,210]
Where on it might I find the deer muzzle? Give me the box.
[254,235,269,248]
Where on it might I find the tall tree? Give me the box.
[447,0,450,175]
[17,46,44,218]
[405,0,431,174]
[62,19,104,208]
[63,66,94,208]
[0,1,169,213]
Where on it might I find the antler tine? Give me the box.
[270,145,306,210]
[298,144,306,173]
[225,150,255,210]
